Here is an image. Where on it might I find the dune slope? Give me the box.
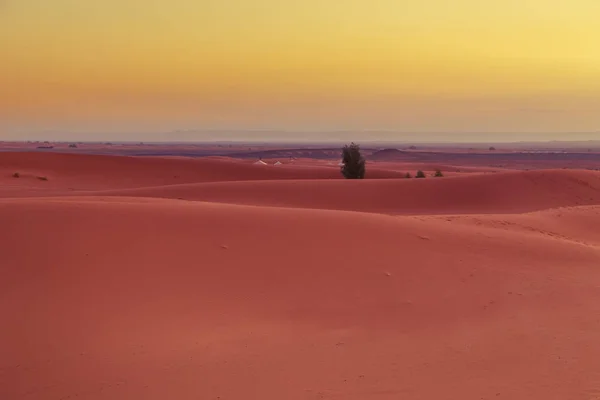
[0,152,407,196]
[94,169,600,214]
[2,198,600,399]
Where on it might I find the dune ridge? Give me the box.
[90,169,600,215]
[0,152,408,193]
[3,153,598,215]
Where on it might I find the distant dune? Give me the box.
[0,152,408,195]
[369,148,413,160]
[92,169,600,214]
[2,151,600,399]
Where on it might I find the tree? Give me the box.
[416,170,426,178]
[434,169,444,177]
[405,172,412,178]
[341,142,366,179]
[489,146,496,151]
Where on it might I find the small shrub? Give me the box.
[405,172,412,179]
[434,169,444,177]
[340,142,366,179]
[416,170,426,178]
[37,176,48,181]
[489,146,496,151]
[12,172,20,178]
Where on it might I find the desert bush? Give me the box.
[416,170,426,178]
[489,146,496,151]
[37,176,48,181]
[405,172,412,178]
[12,172,20,178]
[341,142,365,179]
[434,169,444,177]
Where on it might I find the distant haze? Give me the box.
[3,130,600,144]
[1,1,600,141]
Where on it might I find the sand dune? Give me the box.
[2,198,600,399]
[433,206,600,246]
[2,151,600,399]
[0,152,338,189]
[5,152,591,215]
[94,169,600,214]
[0,152,408,196]
[368,161,510,173]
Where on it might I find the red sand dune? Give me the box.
[369,160,511,173]
[2,152,600,400]
[0,152,339,187]
[94,169,600,214]
[0,152,406,195]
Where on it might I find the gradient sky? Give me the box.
[1,0,600,141]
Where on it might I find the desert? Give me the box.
[1,144,600,399]
[5,0,600,397]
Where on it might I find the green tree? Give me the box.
[341,142,366,179]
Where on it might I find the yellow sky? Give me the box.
[1,0,600,140]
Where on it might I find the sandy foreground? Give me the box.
[1,152,600,399]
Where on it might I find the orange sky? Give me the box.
[1,0,600,141]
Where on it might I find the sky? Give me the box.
[1,0,600,142]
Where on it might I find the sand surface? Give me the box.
[2,152,600,399]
